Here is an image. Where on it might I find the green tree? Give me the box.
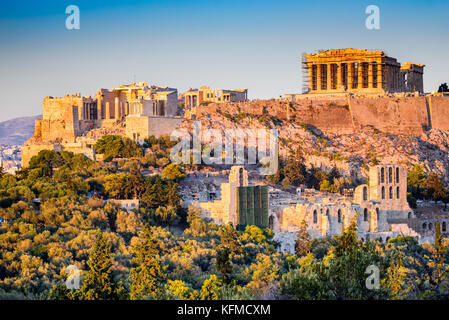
[216,248,233,284]
[217,223,243,257]
[161,163,186,181]
[77,231,126,300]
[130,224,166,300]
[200,274,221,300]
[423,174,449,207]
[165,280,198,300]
[438,83,449,92]
[295,219,311,257]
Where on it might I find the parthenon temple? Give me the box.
[303,48,424,95]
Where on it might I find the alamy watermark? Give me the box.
[65,5,80,30]
[365,264,380,290]
[365,5,380,30]
[169,121,278,175]
[65,264,80,290]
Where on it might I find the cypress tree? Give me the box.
[435,221,443,255]
[129,224,166,299]
[77,230,125,300]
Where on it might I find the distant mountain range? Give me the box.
[0,115,41,145]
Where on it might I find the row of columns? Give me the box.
[82,102,97,120]
[311,62,384,92]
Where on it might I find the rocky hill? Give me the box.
[0,115,41,145]
[182,98,449,183]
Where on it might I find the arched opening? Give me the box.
[376,208,380,221]
[268,216,274,230]
[313,210,317,224]
[388,167,392,183]
[363,186,368,201]
[386,237,390,242]
[239,168,244,185]
[443,222,447,232]
[422,223,427,230]
[381,167,385,183]
[363,208,368,222]
[337,209,342,223]
[429,223,433,230]
[326,208,330,216]
[396,167,400,183]
[396,186,400,199]
[389,186,393,199]
[408,212,412,219]
[381,186,385,199]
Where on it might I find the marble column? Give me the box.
[348,63,353,90]
[377,63,383,90]
[316,64,322,92]
[337,63,342,91]
[358,62,363,89]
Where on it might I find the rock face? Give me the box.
[182,96,449,182]
[186,95,449,136]
[0,115,41,146]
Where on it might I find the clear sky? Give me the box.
[0,0,448,121]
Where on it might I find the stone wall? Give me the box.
[190,96,449,137]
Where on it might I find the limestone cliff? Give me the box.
[182,96,449,183]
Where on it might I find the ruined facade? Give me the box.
[184,86,248,109]
[22,82,183,167]
[273,164,419,253]
[198,166,249,226]
[303,48,424,95]
[194,165,421,254]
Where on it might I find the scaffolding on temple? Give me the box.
[301,52,309,94]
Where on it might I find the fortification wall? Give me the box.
[348,97,430,135]
[21,143,56,167]
[427,96,449,131]
[148,116,184,137]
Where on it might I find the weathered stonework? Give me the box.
[273,165,419,253]
[184,86,248,109]
[302,48,424,95]
[191,164,420,254]
[22,82,183,167]
[198,166,248,226]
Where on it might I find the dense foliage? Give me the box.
[1,141,449,300]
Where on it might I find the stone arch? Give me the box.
[388,167,393,183]
[389,186,393,199]
[363,186,368,201]
[313,210,318,224]
[381,186,385,199]
[396,186,400,199]
[363,208,368,221]
[396,167,400,183]
[381,167,385,183]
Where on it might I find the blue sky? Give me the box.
[0,0,448,121]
